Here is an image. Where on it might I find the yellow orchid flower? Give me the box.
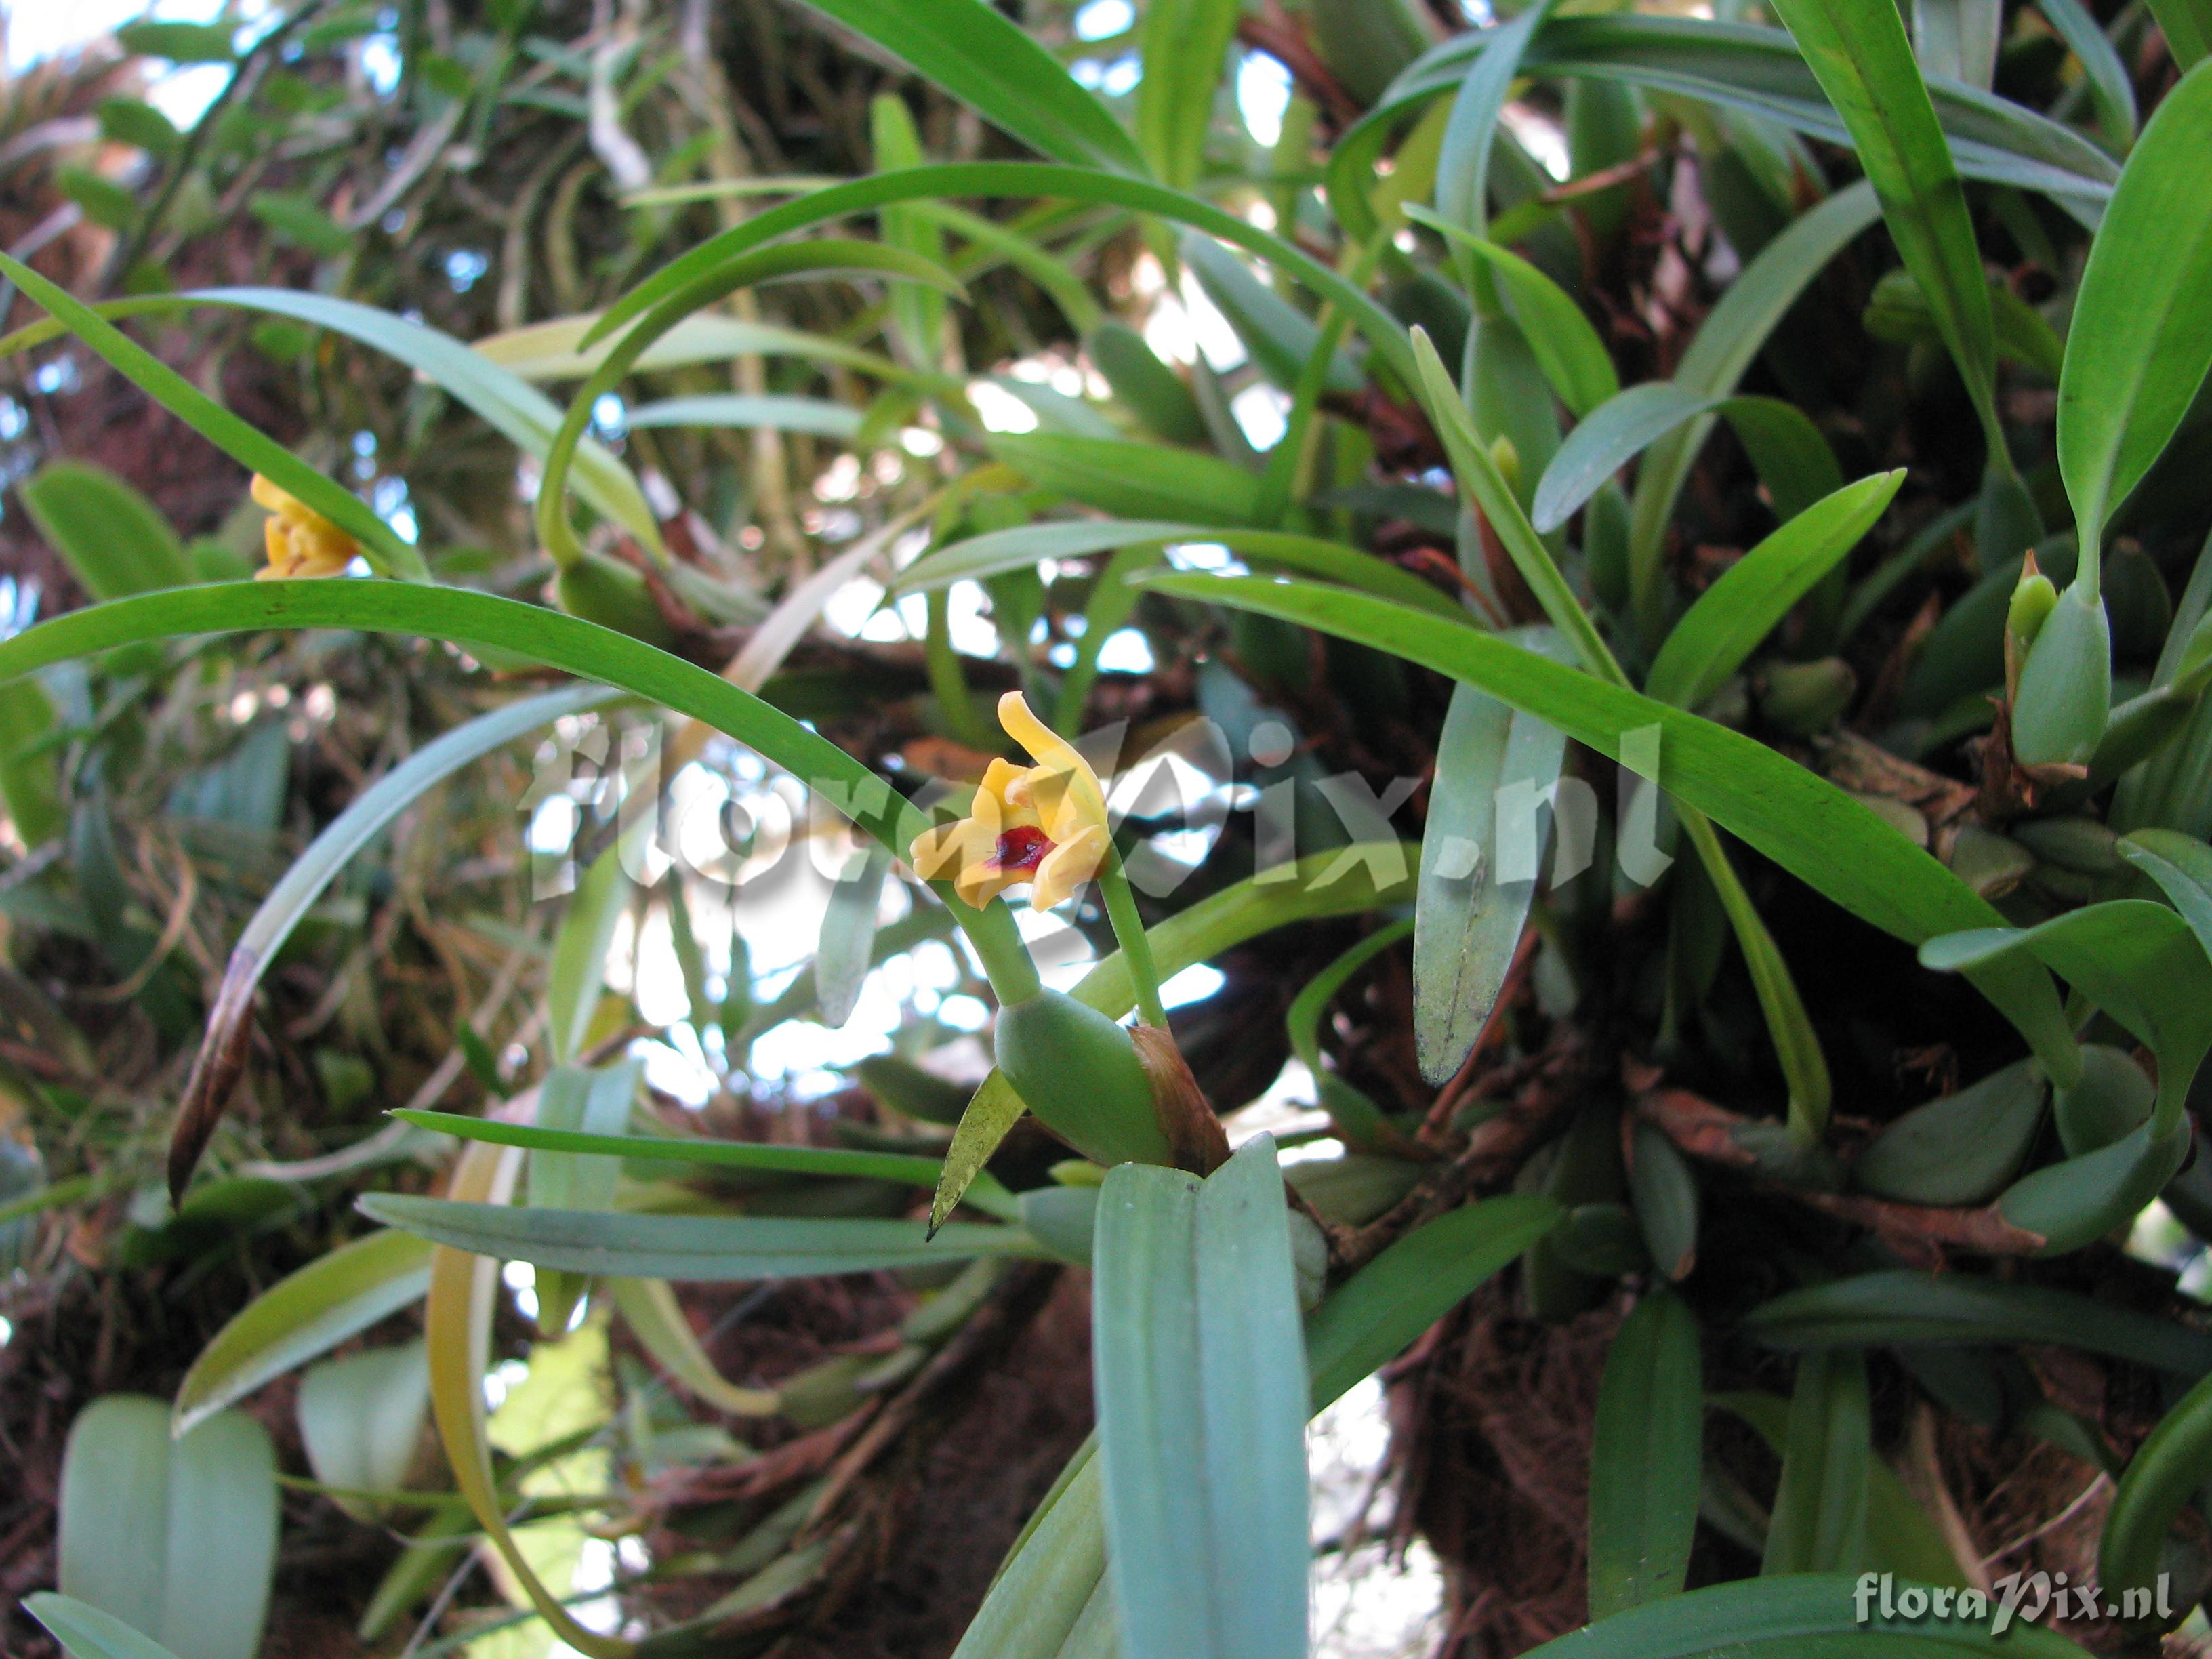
[251,474,358,580]
[911,692,1111,912]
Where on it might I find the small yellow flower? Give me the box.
[911,692,1111,912]
[251,474,357,580]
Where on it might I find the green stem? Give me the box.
[1097,851,1167,1028]
[949,888,1042,1008]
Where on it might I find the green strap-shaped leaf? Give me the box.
[892,517,1462,618]
[1404,205,1620,416]
[2055,61,2212,581]
[817,840,894,1027]
[1588,1290,1703,1616]
[951,1450,1111,1659]
[26,1595,192,1659]
[58,1399,278,1659]
[602,1277,781,1416]
[1763,0,2001,464]
[1092,1139,1309,1659]
[171,1229,434,1437]
[579,164,1418,386]
[1912,0,2001,90]
[19,462,191,598]
[1408,328,1614,673]
[397,1108,1019,1219]
[961,1192,1563,1656]
[1181,234,1364,395]
[1379,15,2117,206]
[1306,1194,1564,1407]
[1744,1269,2212,1375]
[2101,1363,2212,1631]
[360,1193,1049,1278]
[872,92,950,373]
[2146,0,2212,69]
[1644,473,1900,710]
[535,240,967,570]
[1133,567,2076,1083]
[470,310,919,386]
[1761,1349,1870,1575]
[255,686,626,997]
[1434,3,1557,251]
[186,287,664,554]
[1535,383,1843,536]
[0,676,62,847]
[626,392,863,438]
[987,433,1267,527]
[1718,1391,1970,1588]
[2035,0,2137,150]
[546,851,632,1066]
[527,1059,644,1332]
[1415,659,1570,1084]
[1134,0,1241,186]
[1286,919,1416,1148]
[792,0,1147,174]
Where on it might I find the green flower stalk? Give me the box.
[911,691,1179,1166]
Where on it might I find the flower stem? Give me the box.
[1096,853,1167,1028]
[951,892,1042,1007]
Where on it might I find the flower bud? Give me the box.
[2010,578,2108,770]
[1487,433,1521,496]
[2003,556,2059,704]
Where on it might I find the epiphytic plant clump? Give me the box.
[3,0,2212,1654]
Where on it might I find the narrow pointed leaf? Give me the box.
[0,579,1041,1000]
[1744,1270,2212,1374]
[817,841,893,1027]
[26,1596,193,1659]
[20,462,191,598]
[1092,1138,1309,1659]
[790,0,1147,174]
[1416,665,1569,1084]
[1761,1349,1870,1575]
[1645,473,1901,710]
[363,1192,1048,1277]
[578,165,1416,384]
[2055,62,2212,556]
[1404,205,1619,416]
[173,1228,434,1437]
[395,1107,1017,1218]
[1589,1290,1704,1616]
[1535,384,1843,536]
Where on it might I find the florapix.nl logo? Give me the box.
[517,707,1678,909]
[1854,1571,2176,1636]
